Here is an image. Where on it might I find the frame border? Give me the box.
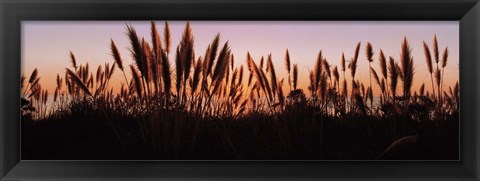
[1,0,479,180]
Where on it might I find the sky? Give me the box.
[22,21,459,96]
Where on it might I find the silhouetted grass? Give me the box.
[21,21,459,160]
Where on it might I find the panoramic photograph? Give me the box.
[21,21,459,160]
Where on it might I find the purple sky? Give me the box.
[22,21,459,95]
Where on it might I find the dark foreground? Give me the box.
[22,102,458,160]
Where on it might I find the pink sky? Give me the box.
[22,21,459,96]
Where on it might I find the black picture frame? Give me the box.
[1,0,479,180]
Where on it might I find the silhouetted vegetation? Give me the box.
[21,21,459,160]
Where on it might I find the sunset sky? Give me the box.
[22,21,459,96]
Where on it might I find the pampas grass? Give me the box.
[388,57,399,101]
[66,68,92,97]
[293,64,298,91]
[22,22,459,160]
[379,50,388,96]
[192,57,203,94]
[400,37,414,99]
[111,39,130,89]
[433,34,440,64]
[349,42,361,79]
[111,39,124,71]
[371,67,381,90]
[161,49,172,105]
[29,68,38,84]
[365,42,374,107]
[212,42,231,95]
[206,34,220,78]
[314,51,324,96]
[333,66,339,90]
[419,83,425,96]
[126,25,145,77]
[151,21,163,57]
[180,22,194,91]
[267,54,278,97]
[441,47,449,103]
[130,65,143,99]
[69,51,78,70]
[442,47,449,68]
[423,41,436,98]
[285,49,292,91]
[164,21,171,54]
[175,46,183,96]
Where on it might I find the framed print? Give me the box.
[19,20,462,161]
[1,0,479,180]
